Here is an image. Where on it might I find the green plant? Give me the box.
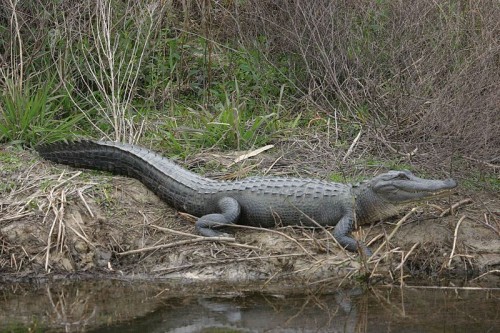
[0,77,82,146]
[66,0,162,143]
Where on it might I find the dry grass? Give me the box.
[222,0,500,173]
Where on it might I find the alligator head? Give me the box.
[354,170,457,224]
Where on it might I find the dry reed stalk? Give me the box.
[470,269,500,282]
[117,236,236,255]
[67,214,94,248]
[224,223,314,258]
[39,171,85,271]
[369,208,417,260]
[447,215,466,268]
[150,224,203,238]
[77,188,95,218]
[342,129,362,162]
[44,204,60,271]
[439,199,473,217]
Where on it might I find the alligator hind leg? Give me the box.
[333,216,372,256]
[195,197,241,237]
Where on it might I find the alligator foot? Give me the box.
[333,216,372,256]
[195,197,241,237]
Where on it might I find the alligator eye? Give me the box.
[395,173,410,180]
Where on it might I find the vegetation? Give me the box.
[0,0,498,180]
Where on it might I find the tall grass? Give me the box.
[0,0,82,146]
[0,77,82,145]
[65,0,162,143]
[1,0,299,152]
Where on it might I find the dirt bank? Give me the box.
[0,145,498,287]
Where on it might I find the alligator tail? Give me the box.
[36,140,213,210]
[36,140,146,177]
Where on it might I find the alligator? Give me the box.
[36,140,457,255]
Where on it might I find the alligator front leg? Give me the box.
[195,197,241,237]
[333,216,372,256]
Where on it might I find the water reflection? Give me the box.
[0,280,498,332]
[114,289,363,333]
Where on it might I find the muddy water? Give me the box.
[0,280,498,332]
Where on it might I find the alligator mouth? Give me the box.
[396,187,455,203]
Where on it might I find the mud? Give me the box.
[0,145,499,287]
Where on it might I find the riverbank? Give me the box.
[1,144,498,288]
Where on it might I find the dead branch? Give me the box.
[439,198,473,217]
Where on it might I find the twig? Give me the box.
[463,156,500,169]
[0,212,33,222]
[470,269,500,282]
[394,242,419,271]
[374,131,418,158]
[149,224,202,238]
[439,198,473,217]
[342,129,362,162]
[51,171,82,193]
[402,285,500,291]
[264,155,283,175]
[428,203,445,213]
[369,247,401,279]
[150,224,259,250]
[447,215,466,267]
[180,211,313,257]
[118,236,236,255]
[77,188,94,218]
[287,203,355,258]
[369,208,417,260]
[223,242,260,251]
[72,213,91,243]
[66,223,94,248]
[224,223,314,258]
[232,144,274,164]
[485,213,500,236]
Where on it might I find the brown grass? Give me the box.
[223,0,499,173]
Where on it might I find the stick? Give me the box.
[439,199,473,217]
[77,188,95,218]
[447,215,466,267]
[342,129,362,162]
[394,242,419,271]
[369,208,417,260]
[224,223,313,258]
[232,144,274,164]
[118,236,236,255]
[149,224,202,238]
[470,269,500,282]
[180,214,314,258]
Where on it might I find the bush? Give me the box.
[230,0,500,165]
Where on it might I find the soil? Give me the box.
[0,144,499,288]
